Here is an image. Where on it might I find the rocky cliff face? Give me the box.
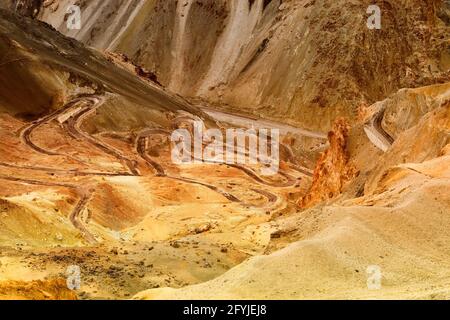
[29,0,449,131]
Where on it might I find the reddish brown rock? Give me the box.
[299,118,357,208]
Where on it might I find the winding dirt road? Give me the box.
[136,128,169,177]
[7,93,318,238]
[136,127,304,188]
[135,129,242,202]
[12,94,139,243]
[176,109,315,183]
[0,174,96,243]
[19,94,139,176]
[65,102,140,176]
[135,129,284,208]
[364,108,395,152]
[19,95,101,165]
[69,191,96,244]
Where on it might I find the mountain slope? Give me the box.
[0,1,449,301]
[135,83,450,299]
[37,0,450,130]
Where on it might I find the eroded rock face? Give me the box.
[365,97,450,195]
[381,83,450,139]
[299,118,357,208]
[33,0,450,130]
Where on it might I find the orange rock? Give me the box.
[0,278,78,300]
[299,118,357,209]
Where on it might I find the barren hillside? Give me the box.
[36,0,450,130]
[0,1,448,300]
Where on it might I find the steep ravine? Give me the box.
[31,0,449,131]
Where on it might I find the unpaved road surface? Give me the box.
[364,109,395,152]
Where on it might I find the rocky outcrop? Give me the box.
[299,118,357,208]
[105,51,162,86]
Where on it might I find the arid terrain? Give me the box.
[0,0,449,300]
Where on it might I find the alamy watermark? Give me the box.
[66,5,81,30]
[366,265,382,290]
[367,5,381,30]
[66,265,81,290]
[65,4,380,31]
[171,121,280,176]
